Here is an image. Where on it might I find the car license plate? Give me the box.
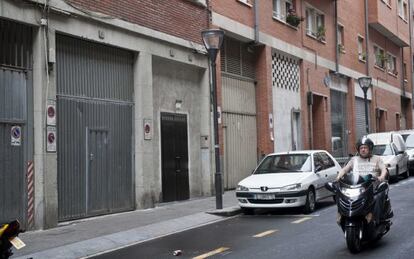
[255,194,275,200]
[9,237,25,250]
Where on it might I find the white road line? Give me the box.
[291,217,312,224]
[253,229,278,238]
[193,247,230,259]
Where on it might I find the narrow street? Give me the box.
[95,178,414,259]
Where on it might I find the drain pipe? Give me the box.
[410,0,414,110]
[334,0,339,73]
[364,0,370,75]
[254,0,259,44]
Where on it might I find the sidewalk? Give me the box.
[14,191,240,259]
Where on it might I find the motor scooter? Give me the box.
[0,220,25,259]
[325,172,392,253]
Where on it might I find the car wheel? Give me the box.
[303,188,316,214]
[241,207,254,215]
[391,167,399,183]
[402,168,409,179]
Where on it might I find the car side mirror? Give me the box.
[398,150,405,155]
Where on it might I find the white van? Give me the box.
[367,132,408,180]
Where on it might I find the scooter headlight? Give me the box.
[340,186,365,198]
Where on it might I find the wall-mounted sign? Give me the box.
[11,126,22,146]
[217,106,222,124]
[144,119,152,140]
[269,113,274,129]
[46,126,57,152]
[47,100,56,126]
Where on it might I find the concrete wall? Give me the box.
[0,0,212,229]
[152,57,209,200]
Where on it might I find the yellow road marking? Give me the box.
[291,217,312,224]
[193,247,230,259]
[253,229,278,238]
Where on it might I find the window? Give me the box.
[398,0,408,20]
[386,53,397,74]
[337,25,345,52]
[358,36,365,61]
[320,153,335,169]
[273,0,293,21]
[374,46,386,69]
[306,6,325,41]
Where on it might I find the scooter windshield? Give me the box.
[341,159,367,186]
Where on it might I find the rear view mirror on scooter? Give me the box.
[374,182,388,195]
[325,182,337,193]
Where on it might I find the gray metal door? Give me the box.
[0,69,28,225]
[57,34,134,221]
[355,97,371,140]
[222,74,257,189]
[87,129,109,215]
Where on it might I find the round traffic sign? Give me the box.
[48,132,55,143]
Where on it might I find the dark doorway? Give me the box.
[312,95,327,150]
[161,113,189,202]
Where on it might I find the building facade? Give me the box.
[212,0,413,188]
[1,0,414,231]
[0,0,213,229]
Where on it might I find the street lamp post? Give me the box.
[358,76,372,134]
[201,29,225,209]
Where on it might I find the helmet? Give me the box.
[356,136,374,153]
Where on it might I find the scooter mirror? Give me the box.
[325,182,337,193]
[375,182,388,195]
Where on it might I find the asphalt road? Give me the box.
[94,177,414,259]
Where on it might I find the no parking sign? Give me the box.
[11,126,22,146]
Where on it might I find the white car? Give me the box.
[372,143,409,180]
[236,150,341,214]
[397,130,414,175]
[367,132,408,179]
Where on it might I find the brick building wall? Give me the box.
[66,0,208,44]
[212,0,413,157]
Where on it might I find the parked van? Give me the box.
[367,132,408,180]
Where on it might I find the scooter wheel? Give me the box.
[346,227,362,253]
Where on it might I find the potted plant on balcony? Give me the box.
[316,26,326,41]
[286,9,304,28]
[338,43,345,53]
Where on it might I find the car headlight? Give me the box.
[236,185,249,191]
[340,186,365,198]
[281,183,301,191]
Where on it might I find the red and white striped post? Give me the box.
[27,161,34,228]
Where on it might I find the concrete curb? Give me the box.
[206,206,242,217]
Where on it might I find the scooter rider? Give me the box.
[336,136,393,222]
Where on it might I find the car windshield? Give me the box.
[405,134,414,149]
[254,154,312,174]
[372,144,393,156]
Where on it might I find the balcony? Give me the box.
[368,0,409,47]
